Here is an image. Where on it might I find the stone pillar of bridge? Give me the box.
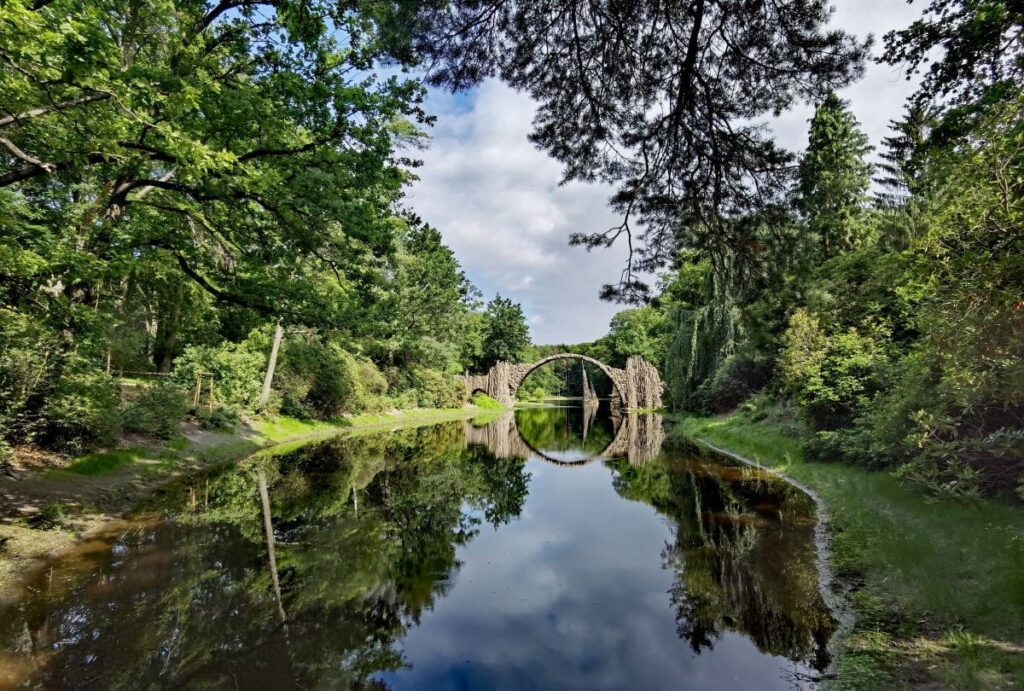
[625,356,664,410]
[487,361,516,407]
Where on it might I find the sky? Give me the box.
[405,0,926,345]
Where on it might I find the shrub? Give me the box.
[780,310,885,431]
[356,359,389,396]
[122,382,190,438]
[778,308,826,395]
[410,367,464,409]
[0,438,12,474]
[276,339,358,420]
[37,373,121,453]
[803,429,880,468]
[471,392,503,409]
[695,353,773,413]
[192,405,239,431]
[172,336,266,410]
[28,502,68,529]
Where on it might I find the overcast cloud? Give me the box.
[406,1,925,344]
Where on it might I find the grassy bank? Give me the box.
[0,406,485,597]
[675,412,1024,689]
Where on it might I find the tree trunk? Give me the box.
[153,288,182,373]
[260,322,284,406]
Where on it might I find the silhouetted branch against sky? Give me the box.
[406,0,925,343]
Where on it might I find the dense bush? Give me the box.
[779,310,885,431]
[471,392,503,409]
[694,353,773,413]
[409,367,465,409]
[173,336,266,410]
[122,382,191,438]
[277,339,359,420]
[192,405,239,431]
[37,374,121,454]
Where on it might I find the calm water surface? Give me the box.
[0,404,835,689]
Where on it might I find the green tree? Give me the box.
[882,0,1023,113]
[378,219,478,371]
[477,295,530,370]
[797,92,874,256]
[607,307,665,368]
[875,103,940,207]
[0,0,426,324]
[390,0,868,299]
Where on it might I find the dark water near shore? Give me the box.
[0,404,835,689]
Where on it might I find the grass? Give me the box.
[65,448,148,475]
[674,410,1024,689]
[250,415,341,442]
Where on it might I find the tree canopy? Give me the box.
[386,0,869,298]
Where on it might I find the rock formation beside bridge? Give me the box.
[459,353,663,411]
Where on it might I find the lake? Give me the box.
[0,403,836,689]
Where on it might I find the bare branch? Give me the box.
[0,136,54,171]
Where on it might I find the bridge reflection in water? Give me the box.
[463,404,665,467]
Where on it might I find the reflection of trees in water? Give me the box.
[467,407,665,466]
[2,422,832,687]
[1,423,530,689]
[610,442,835,672]
[514,405,616,454]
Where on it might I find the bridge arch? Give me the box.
[459,352,662,410]
[510,353,626,407]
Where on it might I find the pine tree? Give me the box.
[797,93,874,256]
[875,103,939,207]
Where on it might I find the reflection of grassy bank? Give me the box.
[0,407,485,598]
[675,412,1024,690]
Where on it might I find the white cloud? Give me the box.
[407,1,925,345]
[407,80,631,344]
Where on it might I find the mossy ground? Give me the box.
[674,411,1024,689]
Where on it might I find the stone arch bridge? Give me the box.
[458,353,663,410]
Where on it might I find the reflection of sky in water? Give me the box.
[3,415,827,689]
[529,448,595,463]
[374,459,802,690]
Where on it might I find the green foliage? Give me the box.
[37,373,121,454]
[471,392,503,409]
[606,307,666,367]
[172,337,267,411]
[66,449,143,476]
[663,269,742,411]
[191,406,239,432]
[694,354,773,414]
[797,92,875,256]
[122,383,190,439]
[0,0,485,459]
[781,315,884,431]
[477,295,530,370]
[408,367,465,409]
[27,503,67,530]
[882,0,1023,120]
[376,221,479,372]
[277,339,360,421]
[661,83,1023,494]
